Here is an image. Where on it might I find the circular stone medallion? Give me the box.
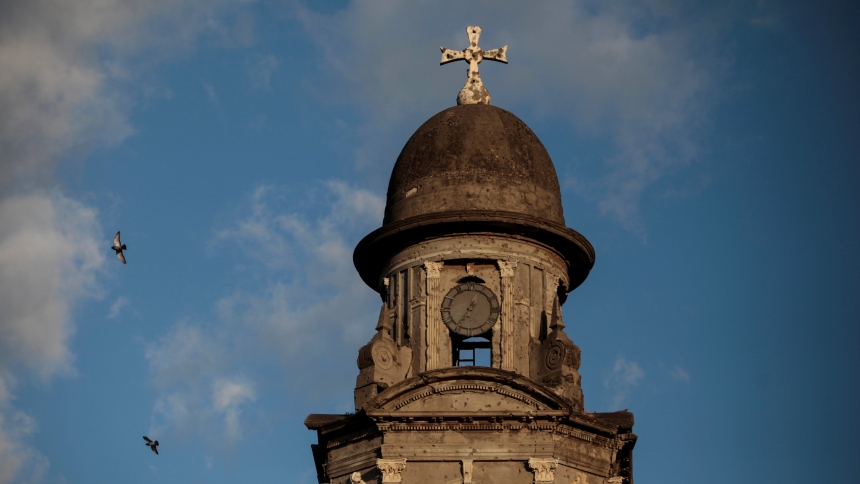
[545,340,566,370]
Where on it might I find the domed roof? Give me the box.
[354,104,595,294]
[384,104,565,225]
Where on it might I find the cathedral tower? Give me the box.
[306,27,636,484]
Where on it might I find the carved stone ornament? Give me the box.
[497,260,517,278]
[606,478,624,484]
[349,471,366,484]
[545,340,566,370]
[371,341,395,370]
[376,458,407,483]
[424,260,443,279]
[528,458,559,483]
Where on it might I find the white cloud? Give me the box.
[213,379,256,440]
[0,193,104,380]
[146,322,257,444]
[213,181,383,380]
[604,356,645,409]
[297,1,732,233]
[0,192,106,482]
[0,192,105,484]
[107,295,129,320]
[670,365,691,383]
[0,406,48,484]
[0,0,258,192]
[0,1,261,479]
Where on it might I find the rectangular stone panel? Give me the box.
[474,461,533,484]
[399,269,409,345]
[514,262,530,304]
[399,461,461,484]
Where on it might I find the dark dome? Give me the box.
[355,104,594,295]
[384,104,565,225]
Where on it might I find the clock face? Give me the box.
[440,282,500,336]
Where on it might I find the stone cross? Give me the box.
[440,26,508,105]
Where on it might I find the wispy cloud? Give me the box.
[0,406,48,484]
[213,379,256,441]
[298,1,734,234]
[0,0,258,193]
[0,192,105,483]
[107,296,129,320]
[147,182,383,449]
[670,365,691,383]
[213,181,383,380]
[0,0,260,480]
[604,356,645,409]
[146,322,256,445]
[248,54,279,90]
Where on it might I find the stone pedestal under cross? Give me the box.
[440,26,507,105]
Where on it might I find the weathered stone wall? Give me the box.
[381,234,569,375]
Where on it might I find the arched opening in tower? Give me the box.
[452,334,491,367]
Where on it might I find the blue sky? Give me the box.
[0,1,857,483]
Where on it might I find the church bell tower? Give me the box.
[306,26,636,484]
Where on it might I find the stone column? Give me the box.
[424,261,443,371]
[376,458,407,483]
[528,458,558,483]
[498,260,517,371]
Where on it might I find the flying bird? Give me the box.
[143,436,159,455]
[112,231,127,264]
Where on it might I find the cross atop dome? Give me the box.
[440,26,508,105]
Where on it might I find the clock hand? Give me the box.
[467,294,478,310]
[458,295,479,326]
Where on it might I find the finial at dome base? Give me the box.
[440,26,507,105]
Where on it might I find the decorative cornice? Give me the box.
[354,210,595,294]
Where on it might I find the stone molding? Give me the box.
[606,478,624,484]
[376,458,407,483]
[365,367,575,413]
[528,458,559,483]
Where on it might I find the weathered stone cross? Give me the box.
[440,26,508,105]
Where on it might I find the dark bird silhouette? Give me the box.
[143,436,158,455]
[112,231,127,264]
